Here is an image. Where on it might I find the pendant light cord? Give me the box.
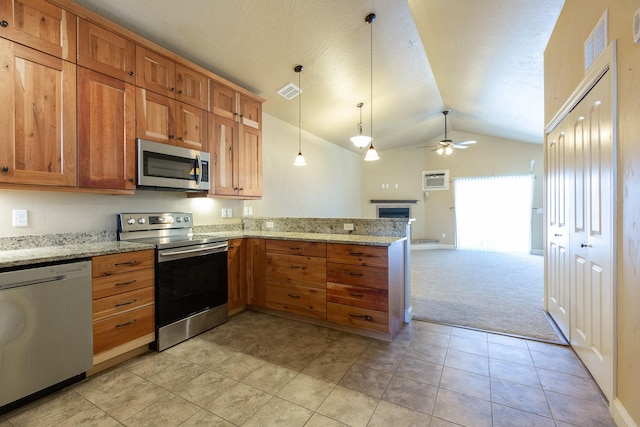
[298,69,302,153]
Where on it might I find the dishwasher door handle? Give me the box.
[0,275,64,291]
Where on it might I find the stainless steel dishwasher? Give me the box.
[0,260,93,412]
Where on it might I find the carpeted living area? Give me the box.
[410,249,566,344]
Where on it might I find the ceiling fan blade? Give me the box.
[457,140,477,145]
[452,144,469,149]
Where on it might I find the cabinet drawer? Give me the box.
[327,283,388,312]
[266,282,326,320]
[326,263,388,290]
[327,244,387,268]
[266,240,326,257]
[92,268,154,299]
[93,286,154,321]
[327,302,388,334]
[93,305,154,355]
[92,250,155,277]
[266,253,326,289]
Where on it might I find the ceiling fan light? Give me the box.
[364,144,380,161]
[445,146,453,155]
[436,147,444,155]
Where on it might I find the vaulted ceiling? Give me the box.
[71,0,565,153]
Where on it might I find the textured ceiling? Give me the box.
[70,0,564,154]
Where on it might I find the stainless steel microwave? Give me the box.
[137,139,210,192]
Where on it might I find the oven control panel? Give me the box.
[118,212,193,232]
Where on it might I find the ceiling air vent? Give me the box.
[422,170,449,191]
[277,82,301,100]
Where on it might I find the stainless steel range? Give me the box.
[117,212,228,351]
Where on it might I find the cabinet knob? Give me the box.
[170,87,175,92]
[169,135,175,139]
[1,166,9,172]
[177,90,183,94]
[128,71,135,76]
[0,20,8,28]
[178,136,184,141]
[128,178,135,183]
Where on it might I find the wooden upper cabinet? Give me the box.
[136,46,175,97]
[210,81,262,130]
[238,125,262,197]
[77,18,135,83]
[209,113,238,196]
[210,81,237,120]
[176,64,207,110]
[175,101,206,150]
[136,87,175,145]
[78,67,136,190]
[240,95,261,130]
[0,0,76,61]
[0,40,76,186]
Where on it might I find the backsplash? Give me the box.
[0,230,117,251]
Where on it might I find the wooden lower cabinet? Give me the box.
[246,238,266,307]
[91,250,155,365]
[266,240,327,320]
[227,238,246,315]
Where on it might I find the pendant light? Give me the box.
[350,102,372,148]
[293,65,307,166]
[363,13,379,161]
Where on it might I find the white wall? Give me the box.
[248,114,362,218]
[361,131,544,250]
[0,113,361,238]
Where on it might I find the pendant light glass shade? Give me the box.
[364,145,380,161]
[350,103,372,148]
[293,65,306,166]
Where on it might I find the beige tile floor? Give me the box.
[1,311,617,427]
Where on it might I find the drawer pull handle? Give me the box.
[115,279,137,287]
[348,252,364,256]
[114,260,138,266]
[349,293,364,298]
[115,319,137,328]
[287,265,302,269]
[349,272,364,277]
[349,313,373,322]
[287,294,301,299]
[288,246,302,250]
[115,299,138,308]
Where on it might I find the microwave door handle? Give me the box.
[194,154,201,185]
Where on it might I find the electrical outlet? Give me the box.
[243,206,249,216]
[12,210,28,227]
[344,223,354,231]
[221,208,227,218]
[248,207,253,215]
[227,208,233,218]
[441,232,446,238]
[266,221,274,228]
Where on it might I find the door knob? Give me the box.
[554,233,562,237]
[580,243,592,248]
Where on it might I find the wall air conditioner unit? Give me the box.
[422,170,449,191]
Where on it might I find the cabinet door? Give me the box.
[135,46,175,97]
[209,113,238,196]
[176,64,207,110]
[136,87,176,145]
[227,238,246,314]
[175,102,206,150]
[246,238,266,307]
[77,67,135,190]
[0,0,76,61]
[240,95,261,129]
[238,125,262,198]
[77,18,135,83]
[209,81,236,120]
[0,40,76,186]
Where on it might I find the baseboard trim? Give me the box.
[613,398,638,427]
[410,243,455,250]
[405,306,413,323]
[530,249,544,255]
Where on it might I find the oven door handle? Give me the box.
[159,243,227,260]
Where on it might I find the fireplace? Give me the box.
[377,206,411,219]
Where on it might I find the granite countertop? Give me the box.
[0,231,405,270]
[0,241,155,269]
[205,230,405,246]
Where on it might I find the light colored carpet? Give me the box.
[410,249,565,344]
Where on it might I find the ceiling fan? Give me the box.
[430,110,477,155]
